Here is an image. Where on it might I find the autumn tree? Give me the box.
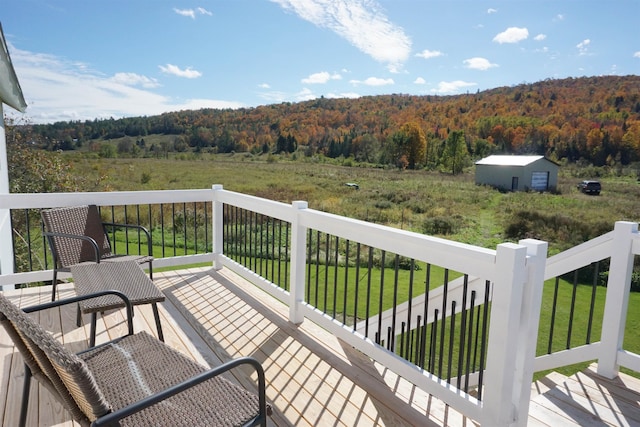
[391,122,426,169]
[440,130,469,175]
[6,118,83,272]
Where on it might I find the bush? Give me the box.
[504,210,611,248]
[422,215,462,235]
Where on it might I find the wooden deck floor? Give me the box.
[1,266,639,426]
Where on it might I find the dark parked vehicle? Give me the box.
[577,180,601,195]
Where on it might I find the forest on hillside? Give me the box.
[15,75,640,169]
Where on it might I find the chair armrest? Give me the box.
[22,290,134,338]
[43,231,101,263]
[101,222,153,257]
[90,356,268,427]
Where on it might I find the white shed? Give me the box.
[475,155,558,192]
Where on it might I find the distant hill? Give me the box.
[23,75,640,166]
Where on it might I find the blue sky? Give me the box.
[2,0,639,124]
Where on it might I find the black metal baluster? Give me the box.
[447,300,456,383]
[343,239,350,325]
[353,243,361,331]
[404,260,415,361]
[567,269,579,349]
[323,233,330,314]
[136,205,141,254]
[377,251,386,345]
[365,247,373,339]
[476,280,491,401]
[160,204,166,258]
[192,202,197,254]
[390,254,400,352]
[587,261,599,344]
[419,264,431,369]
[429,310,438,373]
[438,269,449,377]
[182,203,187,256]
[548,277,560,354]
[457,275,469,389]
[171,204,176,257]
[314,230,321,307]
[284,223,289,291]
[464,290,476,392]
[332,236,339,318]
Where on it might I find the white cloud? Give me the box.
[326,92,360,99]
[301,71,342,84]
[463,57,498,71]
[493,27,529,44]
[349,77,394,86]
[295,87,316,101]
[431,80,477,94]
[111,72,160,88]
[487,8,498,14]
[577,39,591,56]
[271,0,411,71]
[634,51,640,58]
[414,77,426,84]
[554,14,565,21]
[159,64,202,78]
[174,8,196,19]
[258,83,271,89]
[534,34,546,41]
[258,90,288,103]
[174,7,212,18]
[10,46,240,123]
[415,49,443,59]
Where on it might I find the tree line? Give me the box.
[14,75,640,172]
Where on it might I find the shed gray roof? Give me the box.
[475,155,545,167]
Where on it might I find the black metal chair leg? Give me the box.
[19,364,32,427]
[152,303,164,342]
[51,268,58,301]
[76,304,82,327]
[89,312,98,347]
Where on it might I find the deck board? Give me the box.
[1,267,639,426]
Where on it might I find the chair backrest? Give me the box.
[0,293,112,424]
[41,205,112,268]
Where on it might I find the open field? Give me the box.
[65,151,640,254]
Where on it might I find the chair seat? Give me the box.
[81,331,266,426]
[70,262,163,313]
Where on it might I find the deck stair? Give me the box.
[528,364,640,426]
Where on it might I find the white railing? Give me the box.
[1,186,638,426]
[531,221,640,380]
[0,189,215,286]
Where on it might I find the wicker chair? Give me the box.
[0,291,270,427]
[41,205,154,301]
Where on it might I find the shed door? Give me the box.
[531,171,549,191]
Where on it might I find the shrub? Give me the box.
[422,215,462,235]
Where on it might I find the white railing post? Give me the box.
[513,239,548,427]
[0,103,16,290]
[598,221,638,378]
[211,184,224,270]
[481,242,528,427]
[289,200,308,325]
